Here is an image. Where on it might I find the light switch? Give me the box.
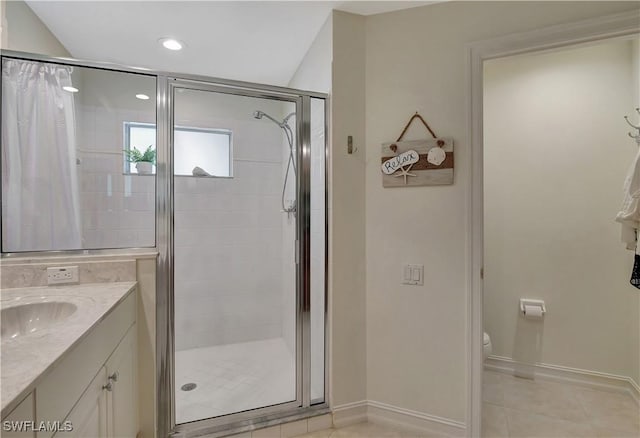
[402,264,424,286]
[403,266,412,281]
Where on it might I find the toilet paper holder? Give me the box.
[520,299,546,316]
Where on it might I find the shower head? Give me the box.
[252,110,285,128]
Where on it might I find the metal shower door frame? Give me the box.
[158,77,327,438]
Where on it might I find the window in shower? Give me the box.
[174,127,232,177]
[124,122,232,177]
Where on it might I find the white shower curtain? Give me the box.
[2,59,82,251]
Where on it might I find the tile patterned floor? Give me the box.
[295,372,640,438]
[175,338,296,424]
[482,370,640,437]
[293,422,447,438]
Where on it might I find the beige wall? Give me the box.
[484,39,640,385]
[363,0,639,424]
[330,11,368,407]
[3,0,69,56]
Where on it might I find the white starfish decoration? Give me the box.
[393,163,417,185]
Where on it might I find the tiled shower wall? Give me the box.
[173,91,292,350]
[78,106,156,249]
[75,69,156,249]
[173,164,284,350]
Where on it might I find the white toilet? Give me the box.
[483,332,492,360]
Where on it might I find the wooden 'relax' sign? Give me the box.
[381,138,454,187]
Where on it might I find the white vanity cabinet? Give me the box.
[34,290,137,438]
[54,326,137,438]
[52,325,137,438]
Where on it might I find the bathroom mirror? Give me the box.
[1,57,157,252]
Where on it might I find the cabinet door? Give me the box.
[54,367,108,438]
[2,393,35,438]
[105,325,137,438]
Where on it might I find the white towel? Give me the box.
[192,166,212,177]
[616,148,640,250]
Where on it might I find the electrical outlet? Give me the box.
[47,266,79,285]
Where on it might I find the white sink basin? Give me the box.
[1,301,78,341]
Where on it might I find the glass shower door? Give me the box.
[172,85,300,424]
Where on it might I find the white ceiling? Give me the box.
[26,1,435,87]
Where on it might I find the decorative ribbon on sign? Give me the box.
[395,112,438,142]
[380,112,454,187]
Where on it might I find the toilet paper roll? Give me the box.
[524,305,543,319]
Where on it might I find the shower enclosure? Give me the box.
[0,51,328,438]
[164,82,328,437]
[165,82,329,436]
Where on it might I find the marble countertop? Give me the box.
[0,281,136,417]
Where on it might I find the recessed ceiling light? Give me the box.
[63,86,78,93]
[159,38,183,51]
[136,94,150,100]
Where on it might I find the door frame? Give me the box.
[466,10,640,437]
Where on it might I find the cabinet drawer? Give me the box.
[36,291,135,438]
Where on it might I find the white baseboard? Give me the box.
[331,400,467,437]
[332,400,368,428]
[485,355,640,405]
[367,401,467,438]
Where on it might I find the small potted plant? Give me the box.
[124,145,156,174]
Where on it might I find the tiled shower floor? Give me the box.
[175,338,296,424]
